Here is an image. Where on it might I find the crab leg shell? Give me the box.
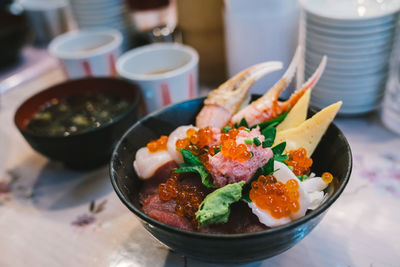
[196,61,283,128]
[252,47,302,111]
[231,47,302,125]
[277,55,327,113]
[205,61,283,114]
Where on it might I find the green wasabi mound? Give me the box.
[196,181,245,228]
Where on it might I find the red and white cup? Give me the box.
[116,43,199,113]
[49,29,122,78]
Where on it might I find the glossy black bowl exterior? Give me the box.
[110,97,352,263]
[15,78,140,169]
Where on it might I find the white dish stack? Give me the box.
[69,0,132,50]
[302,0,400,115]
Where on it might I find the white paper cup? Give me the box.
[116,43,199,113]
[49,29,122,78]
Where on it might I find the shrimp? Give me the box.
[231,50,327,127]
[195,61,283,128]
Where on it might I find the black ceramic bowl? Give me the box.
[110,97,352,264]
[15,77,140,169]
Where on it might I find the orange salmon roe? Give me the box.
[220,128,252,162]
[322,172,333,183]
[147,135,168,153]
[286,148,313,176]
[249,175,300,219]
[158,172,205,226]
[158,172,179,201]
[176,127,218,170]
[198,145,219,171]
[176,127,213,153]
[175,184,205,226]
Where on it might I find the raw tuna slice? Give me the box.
[142,194,194,231]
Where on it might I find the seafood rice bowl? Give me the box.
[110,47,352,263]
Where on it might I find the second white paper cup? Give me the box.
[117,43,199,113]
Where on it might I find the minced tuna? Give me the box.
[208,128,273,187]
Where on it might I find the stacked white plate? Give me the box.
[303,0,400,115]
[69,0,132,50]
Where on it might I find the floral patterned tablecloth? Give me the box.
[1,69,400,267]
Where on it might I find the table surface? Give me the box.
[1,68,400,267]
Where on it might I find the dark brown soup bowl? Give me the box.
[110,96,352,264]
[15,77,140,169]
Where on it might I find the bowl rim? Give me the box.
[116,43,199,81]
[48,29,122,60]
[14,77,141,139]
[110,96,352,239]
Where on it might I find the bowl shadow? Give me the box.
[30,161,112,211]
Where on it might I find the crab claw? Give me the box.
[278,55,327,114]
[195,61,283,128]
[231,47,302,126]
[231,48,326,127]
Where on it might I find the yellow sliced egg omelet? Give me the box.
[276,89,311,132]
[274,101,342,156]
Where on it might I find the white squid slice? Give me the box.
[302,176,330,210]
[248,161,310,228]
[167,125,198,164]
[133,147,173,179]
[249,202,291,228]
[308,191,325,210]
[302,177,329,193]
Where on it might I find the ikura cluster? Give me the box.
[175,184,205,226]
[286,148,313,176]
[249,175,300,219]
[198,145,219,171]
[220,127,252,162]
[147,135,168,153]
[158,172,179,201]
[175,127,219,170]
[158,172,205,226]
[176,127,213,154]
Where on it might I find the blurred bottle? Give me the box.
[127,0,176,45]
[0,1,28,68]
[224,0,300,97]
[176,0,227,85]
[20,0,71,47]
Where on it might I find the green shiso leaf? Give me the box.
[273,154,288,163]
[175,165,214,188]
[261,127,276,148]
[271,142,287,163]
[272,142,286,155]
[175,149,215,188]
[180,148,203,165]
[252,111,289,129]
